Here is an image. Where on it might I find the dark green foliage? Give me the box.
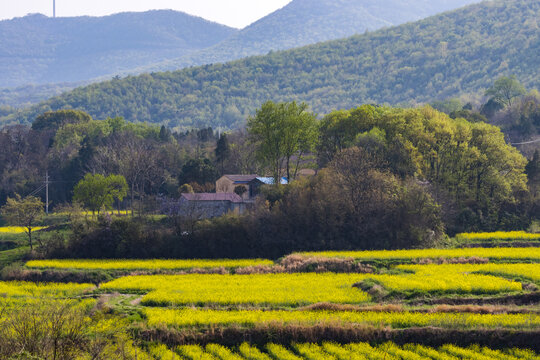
[0,0,479,110]
[0,11,237,88]
[215,133,231,174]
[178,158,219,186]
[141,0,480,75]
[234,185,247,197]
[32,109,92,131]
[4,0,538,130]
[449,109,487,123]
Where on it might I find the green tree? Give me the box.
[178,158,219,186]
[31,109,92,132]
[215,133,230,174]
[234,185,247,197]
[247,101,318,182]
[73,174,128,214]
[1,195,44,250]
[485,75,526,108]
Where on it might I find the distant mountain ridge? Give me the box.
[0,0,480,106]
[0,11,237,88]
[133,0,482,74]
[4,0,537,130]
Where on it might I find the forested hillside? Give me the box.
[0,11,237,88]
[3,0,538,130]
[134,0,480,74]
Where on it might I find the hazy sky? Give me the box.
[1,0,293,28]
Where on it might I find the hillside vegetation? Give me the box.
[138,0,480,74]
[0,11,237,88]
[0,0,479,109]
[3,0,536,130]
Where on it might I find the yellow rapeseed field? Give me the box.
[456,231,540,241]
[0,226,47,233]
[0,281,95,298]
[398,263,540,282]
[366,271,522,294]
[101,273,371,306]
[100,263,528,307]
[297,247,540,261]
[26,258,274,270]
[144,308,540,330]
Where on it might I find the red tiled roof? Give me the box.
[224,174,259,182]
[181,193,244,203]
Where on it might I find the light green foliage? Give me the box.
[32,109,92,131]
[318,105,528,224]
[73,173,128,214]
[247,101,318,181]
[485,76,526,107]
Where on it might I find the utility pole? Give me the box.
[45,171,50,214]
[53,0,56,18]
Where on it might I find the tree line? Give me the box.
[1,94,538,257]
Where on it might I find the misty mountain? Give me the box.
[4,0,537,130]
[135,0,482,73]
[0,10,237,88]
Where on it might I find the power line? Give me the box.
[511,138,540,145]
[45,171,50,214]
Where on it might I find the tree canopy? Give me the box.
[248,101,317,182]
[73,174,128,214]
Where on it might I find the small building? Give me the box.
[216,175,259,199]
[176,193,245,219]
[216,175,288,199]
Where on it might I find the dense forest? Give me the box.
[2,0,536,132]
[0,11,236,88]
[135,0,480,74]
[0,0,479,109]
[1,99,538,257]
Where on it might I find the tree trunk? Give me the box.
[131,183,135,217]
[28,228,33,251]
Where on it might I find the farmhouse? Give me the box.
[167,175,289,219]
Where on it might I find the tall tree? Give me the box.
[247,101,317,182]
[215,133,230,175]
[1,195,44,250]
[485,75,526,108]
[73,173,128,214]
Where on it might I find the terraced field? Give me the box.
[148,342,540,360]
[296,247,540,262]
[1,233,540,357]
